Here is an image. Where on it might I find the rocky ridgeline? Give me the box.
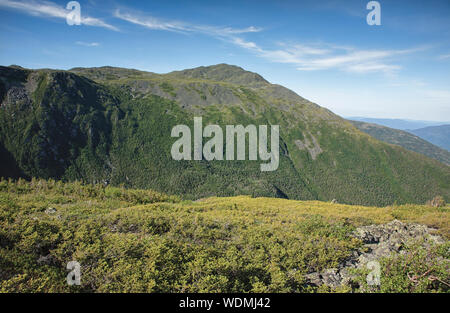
[305,220,446,288]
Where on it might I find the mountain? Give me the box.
[349,120,450,165]
[347,117,449,131]
[409,125,450,151]
[1,64,449,206]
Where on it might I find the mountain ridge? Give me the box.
[347,117,449,130]
[1,64,449,206]
[349,120,450,165]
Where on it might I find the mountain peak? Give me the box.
[67,64,269,86]
[167,63,269,86]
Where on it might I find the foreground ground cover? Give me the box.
[0,179,448,292]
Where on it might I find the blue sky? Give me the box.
[1,0,449,121]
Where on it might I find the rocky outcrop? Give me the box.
[305,220,446,288]
[295,133,323,160]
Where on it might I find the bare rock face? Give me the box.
[295,132,323,160]
[304,220,446,288]
[320,268,341,288]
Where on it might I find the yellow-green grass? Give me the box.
[0,179,448,293]
[173,196,449,238]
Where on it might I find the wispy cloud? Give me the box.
[75,41,100,47]
[0,0,118,31]
[438,54,450,60]
[294,49,413,72]
[114,8,423,75]
[114,9,188,33]
[421,89,450,101]
[114,9,261,37]
[389,79,427,88]
[232,38,425,74]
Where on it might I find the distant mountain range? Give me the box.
[347,117,449,131]
[348,117,449,151]
[409,125,450,151]
[1,64,449,206]
[349,121,450,165]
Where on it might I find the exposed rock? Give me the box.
[339,268,357,286]
[304,272,322,286]
[304,220,446,289]
[295,133,323,160]
[321,268,341,288]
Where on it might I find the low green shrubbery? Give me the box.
[0,179,448,293]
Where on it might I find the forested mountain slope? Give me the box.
[1,64,449,205]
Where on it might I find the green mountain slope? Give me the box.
[349,120,450,165]
[1,64,449,206]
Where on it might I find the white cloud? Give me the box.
[230,38,424,74]
[232,37,261,50]
[421,89,450,101]
[79,16,118,31]
[438,54,450,60]
[293,49,409,72]
[219,26,262,34]
[0,0,118,31]
[113,10,187,32]
[346,63,401,73]
[113,8,424,76]
[114,9,261,38]
[75,41,100,47]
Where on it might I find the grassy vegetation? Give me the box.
[1,179,448,293]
